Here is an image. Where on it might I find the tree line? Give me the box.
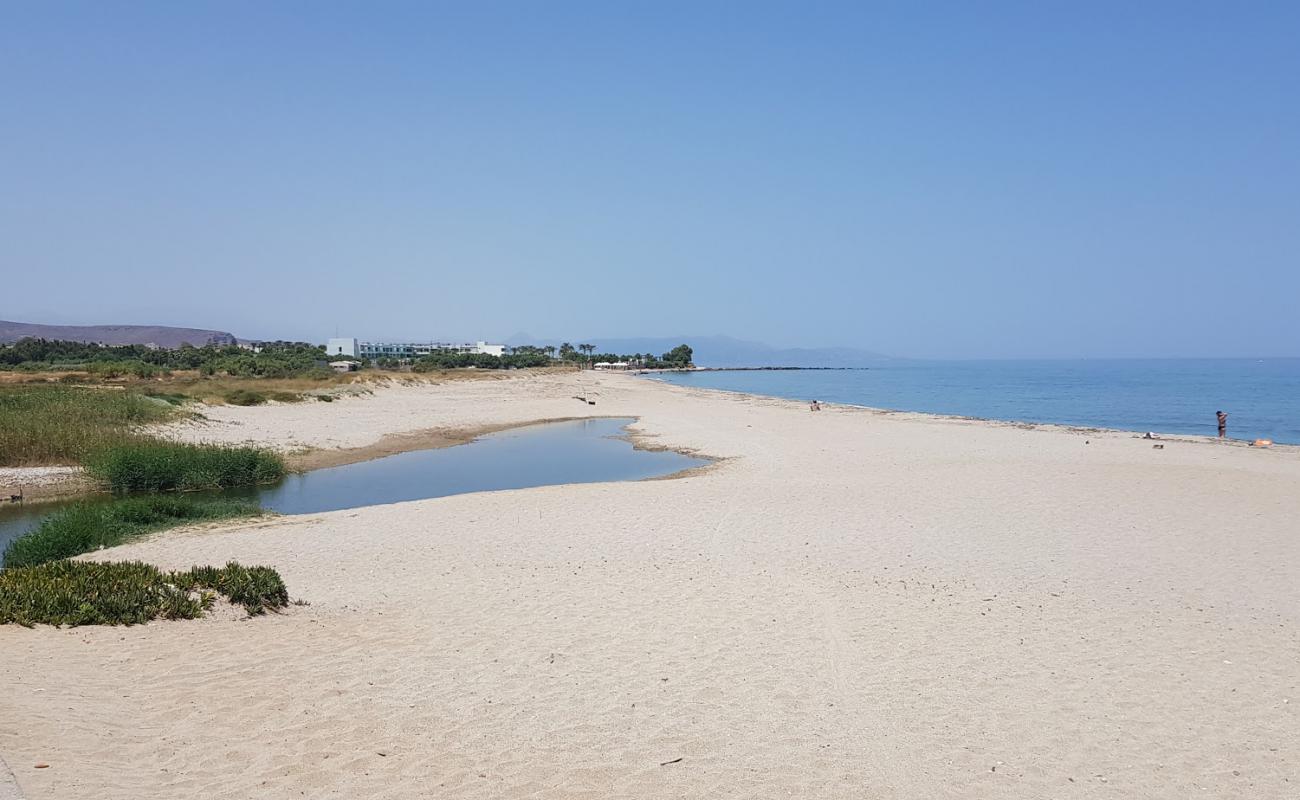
[1,337,695,376]
[550,342,693,369]
[410,343,693,371]
[0,338,332,378]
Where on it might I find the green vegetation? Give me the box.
[2,496,261,569]
[557,342,693,369]
[0,559,288,627]
[221,388,304,405]
[86,360,166,379]
[410,342,694,371]
[86,441,285,493]
[0,385,285,501]
[140,390,190,406]
[0,385,176,465]
[2,336,696,377]
[224,388,267,406]
[169,561,289,616]
[0,338,330,378]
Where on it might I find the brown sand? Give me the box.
[1,372,1297,798]
[0,467,96,503]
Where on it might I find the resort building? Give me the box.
[325,338,358,357]
[325,337,506,360]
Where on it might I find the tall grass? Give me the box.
[0,559,289,626]
[2,496,262,568]
[0,385,176,465]
[86,441,286,493]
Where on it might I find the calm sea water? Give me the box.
[0,418,706,555]
[650,359,1300,444]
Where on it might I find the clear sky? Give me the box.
[2,2,1297,358]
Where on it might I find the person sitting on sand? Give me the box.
[810,400,821,412]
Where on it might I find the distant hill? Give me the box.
[505,333,895,368]
[0,320,238,348]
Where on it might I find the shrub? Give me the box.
[224,389,267,406]
[0,560,289,627]
[2,495,261,568]
[268,391,302,403]
[86,360,162,379]
[85,442,286,493]
[170,562,288,615]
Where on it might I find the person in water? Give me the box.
[1217,410,1228,438]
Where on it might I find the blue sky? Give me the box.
[2,1,1297,358]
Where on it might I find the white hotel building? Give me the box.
[326,338,507,361]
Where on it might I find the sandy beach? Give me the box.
[1,371,1297,798]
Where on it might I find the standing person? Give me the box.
[1217,410,1228,439]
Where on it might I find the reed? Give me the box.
[0,385,175,465]
[85,441,286,493]
[2,496,262,568]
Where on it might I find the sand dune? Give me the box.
[2,372,1297,798]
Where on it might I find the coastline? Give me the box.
[2,371,1298,798]
[641,372,1299,453]
[641,373,1299,455]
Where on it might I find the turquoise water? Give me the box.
[0,418,705,555]
[650,359,1300,444]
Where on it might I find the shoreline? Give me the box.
[639,373,1298,452]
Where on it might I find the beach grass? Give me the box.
[85,441,286,493]
[0,385,177,466]
[0,559,288,626]
[2,496,262,569]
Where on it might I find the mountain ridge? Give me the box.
[0,320,238,348]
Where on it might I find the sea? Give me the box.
[647,359,1300,445]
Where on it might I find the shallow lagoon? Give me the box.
[0,418,704,555]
